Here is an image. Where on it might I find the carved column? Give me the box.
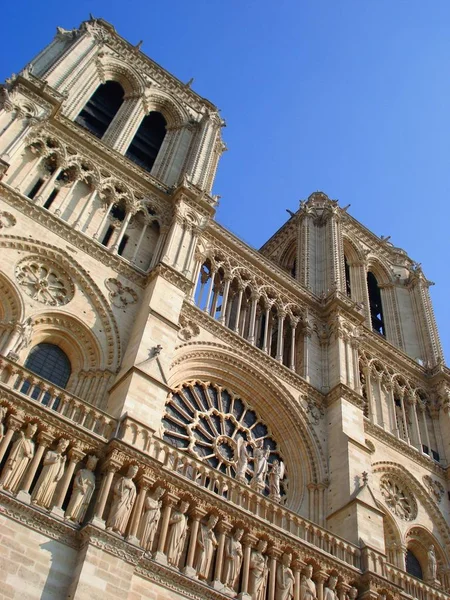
[212,520,233,589]
[127,476,152,543]
[315,572,327,600]
[0,413,24,463]
[219,277,231,325]
[131,220,149,262]
[290,319,298,371]
[183,506,207,577]
[238,533,257,600]
[407,394,422,450]
[275,311,286,363]
[111,210,133,254]
[94,201,113,240]
[154,493,179,565]
[35,166,62,206]
[267,546,281,600]
[73,187,97,231]
[247,293,259,345]
[53,177,79,216]
[233,286,244,334]
[51,446,85,514]
[183,225,201,277]
[262,305,271,353]
[17,431,54,500]
[419,402,432,454]
[292,557,305,600]
[93,459,121,524]
[204,269,217,314]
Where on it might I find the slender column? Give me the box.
[239,534,256,598]
[94,202,113,239]
[93,463,120,522]
[73,188,97,230]
[408,395,422,450]
[289,321,297,371]
[150,225,168,269]
[183,226,200,276]
[210,283,221,317]
[173,223,188,269]
[315,573,327,600]
[225,290,235,327]
[161,216,180,264]
[267,547,280,600]
[204,270,216,314]
[127,479,151,542]
[131,220,149,262]
[275,311,286,362]
[18,432,54,495]
[111,211,132,254]
[344,339,351,386]
[35,167,62,205]
[52,447,85,510]
[351,341,361,393]
[262,307,271,353]
[196,265,209,308]
[15,154,44,191]
[53,178,78,216]
[292,558,304,600]
[213,521,232,586]
[2,117,31,160]
[184,507,206,576]
[219,277,231,324]
[154,495,178,562]
[189,259,202,300]
[419,404,432,453]
[233,287,244,334]
[399,393,410,444]
[247,294,259,345]
[0,414,24,463]
[385,384,399,436]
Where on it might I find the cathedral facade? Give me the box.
[0,17,449,600]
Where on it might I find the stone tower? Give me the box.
[0,17,448,600]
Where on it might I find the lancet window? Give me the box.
[125,111,167,172]
[75,81,125,138]
[162,381,287,499]
[367,271,385,336]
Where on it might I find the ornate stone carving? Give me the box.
[65,455,98,523]
[166,500,189,567]
[0,422,38,492]
[195,513,218,580]
[423,475,445,503]
[306,397,325,425]
[0,211,16,229]
[324,575,338,600]
[106,464,138,535]
[249,539,269,600]
[251,439,270,494]
[15,256,74,306]
[300,564,317,600]
[427,544,438,582]
[380,475,417,521]
[223,528,244,590]
[0,405,7,441]
[268,460,285,503]
[138,486,165,552]
[276,552,295,600]
[178,315,200,341]
[105,277,138,308]
[31,438,70,508]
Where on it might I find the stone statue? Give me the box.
[166,500,189,567]
[300,564,317,600]
[0,422,38,492]
[347,587,358,600]
[106,464,138,535]
[249,539,269,600]
[7,317,33,358]
[427,544,438,581]
[269,459,285,502]
[0,405,7,441]
[323,575,338,600]
[65,455,98,523]
[223,528,244,590]
[138,486,165,552]
[251,439,270,493]
[235,437,249,483]
[31,437,69,508]
[195,514,219,580]
[276,552,295,600]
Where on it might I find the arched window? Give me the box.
[344,256,351,297]
[406,549,423,580]
[24,343,71,389]
[75,81,124,138]
[126,111,167,172]
[367,271,385,336]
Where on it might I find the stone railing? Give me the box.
[0,356,116,440]
[118,415,361,570]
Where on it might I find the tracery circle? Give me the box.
[15,256,74,307]
[380,475,417,521]
[162,380,287,497]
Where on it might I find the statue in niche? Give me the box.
[195,514,219,580]
[427,545,438,581]
[268,459,285,502]
[6,317,33,359]
[166,500,189,567]
[65,455,98,523]
[235,437,249,483]
[347,587,358,600]
[323,575,338,600]
[0,406,7,441]
[249,539,269,600]
[31,437,69,508]
[0,422,38,492]
[276,552,295,600]
[106,464,138,535]
[300,564,317,600]
[251,439,270,493]
[223,528,244,590]
[138,486,165,552]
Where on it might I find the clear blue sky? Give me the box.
[1,1,449,360]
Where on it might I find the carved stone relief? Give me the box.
[423,475,445,503]
[380,475,417,521]
[177,315,200,341]
[0,211,16,229]
[15,256,74,306]
[105,277,138,308]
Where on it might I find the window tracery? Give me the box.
[162,381,286,498]
[15,256,74,306]
[380,475,417,521]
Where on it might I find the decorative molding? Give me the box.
[105,277,138,308]
[15,255,75,306]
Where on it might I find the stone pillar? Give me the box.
[262,306,271,353]
[131,220,149,263]
[127,476,152,544]
[73,187,97,231]
[238,533,256,600]
[183,507,207,578]
[0,413,24,463]
[35,166,62,206]
[290,319,298,371]
[275,311,286,362]
[267,546,281,600]
[94,202,113,240]
[154,494,179,565]
[247,294,259,345]
[212,520,233,589]
[92,461,120,525]
[51,447,86,515]
[219,277,231,325]
[111,210,133,254]
[17,431,54,502]
[233,287,244,334]
[316,573,327,600]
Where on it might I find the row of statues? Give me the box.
[235,437,285,501]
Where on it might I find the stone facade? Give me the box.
[0,16,449,600]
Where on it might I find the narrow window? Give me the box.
[367,272,385,336]
[126,111,167,172]
[405,549,423,580]
[27,178,44,200]
[75,81,124,138]
[43,189,59,209]
[101,225,115,247]
[344,256,351,297]
[118,234,129,256]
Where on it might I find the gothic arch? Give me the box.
[342,236,364,265]
[98,56,146,97]
[366,257,393,286]
[169,341,328,513]
[144,91,189,128]
[0,271,24,322]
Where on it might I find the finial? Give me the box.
[362,471,369,485]
[286,209,296,217]
[185,77,194,88]
[135,41,143,51]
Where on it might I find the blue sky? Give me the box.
[1,1,449,359]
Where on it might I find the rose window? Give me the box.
[380,475,417,521]
[16,257,74,307]
[162,381,286,497]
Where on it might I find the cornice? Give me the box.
[148,262,194,295]
[326,383,365,411]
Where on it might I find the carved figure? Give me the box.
[427,544,438,581]
[0,406,7,441]
[323,575,338,600]
[223,528,244,589]
[235,437,249,483]
[65,455,98,523]
[195,514,219,579]
[249,539,269,600]
[347,587,358,600]
[0,422,37,492]
[31,437,69,508]
[269,459,285,502]
[106,464,138,535]
[276,552,295,600]
[300,564,317,600]
[251,439,270,492]
[166,500,189,567]
[138,486,165,552]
